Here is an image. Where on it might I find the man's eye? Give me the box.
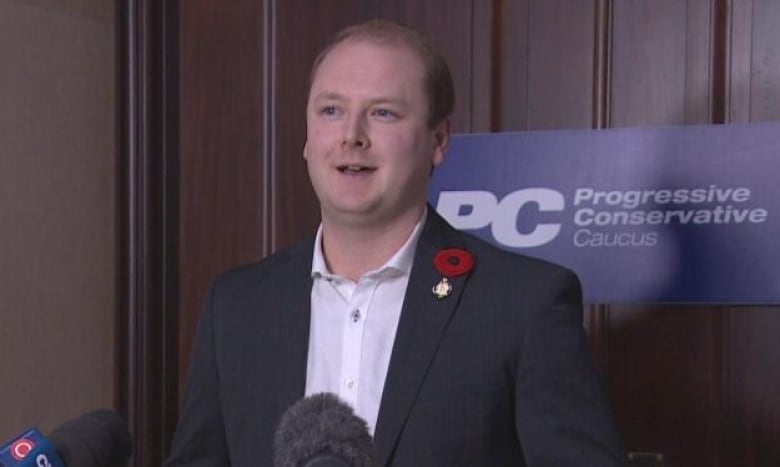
[373,108,396,118]
[321,106,338,116]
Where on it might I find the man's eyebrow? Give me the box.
[311,92,409,105]
[369,97,409,107]
[311,92,345,102]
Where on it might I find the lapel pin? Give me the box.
[432,277,453,299]
[432,248,474,299]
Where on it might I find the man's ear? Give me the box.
[431,118,451,167]
[302,141,309,161]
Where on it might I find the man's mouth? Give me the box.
[337,164,376,174]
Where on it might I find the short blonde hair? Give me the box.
[310,19,455,128]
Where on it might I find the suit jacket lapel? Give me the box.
[373,209,473,465]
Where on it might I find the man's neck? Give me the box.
[320,207,425,281]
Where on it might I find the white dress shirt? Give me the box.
[305,211,426,435]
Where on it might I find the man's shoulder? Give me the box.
[455,227,578,284]
[211,236,315,290]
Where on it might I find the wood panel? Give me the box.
[610,0,713,127]
[178,0,268,393]
[117,1,180,466]
[493,0,597,130]
[732,0,780,122]
[527,0,596,129]
[720,1,780,464]
[722,307,780,464]
[607,306,725,466]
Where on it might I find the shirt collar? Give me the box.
[311,208,428,280]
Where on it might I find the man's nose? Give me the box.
[341,115,370,149]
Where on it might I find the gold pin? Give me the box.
[432,277,452,299]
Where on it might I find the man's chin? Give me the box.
[324,204,383,226]
[322,203,424,230]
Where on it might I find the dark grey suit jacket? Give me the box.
[166,209,626,466]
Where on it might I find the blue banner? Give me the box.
[429,122,780,304]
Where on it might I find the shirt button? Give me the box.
[351,309,361,322]
[345,379,355,389]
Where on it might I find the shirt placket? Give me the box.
[338,277,376,410]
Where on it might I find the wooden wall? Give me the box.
[120,0,780,466]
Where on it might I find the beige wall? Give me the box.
[0,0,116,439]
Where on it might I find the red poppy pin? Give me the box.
[432,248,474,299]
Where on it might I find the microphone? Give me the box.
[0,428,65,467]
[273,393,376,467]
[48,410,132,467]
[0,410,132,467]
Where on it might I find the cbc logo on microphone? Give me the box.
[36,453,54,467]
[10,437,35,460]
[8,438,53,467]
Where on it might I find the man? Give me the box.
[166,19,626,466]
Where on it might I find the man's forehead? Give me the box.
[312,38,424,81]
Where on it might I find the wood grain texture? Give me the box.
[178,0,267,395]
[610,0,689,126]
[718,2,780,465]
[117,1,179,466]
[607,306,724,467]
[722,307,780,464]
[527,0,596,129]
[746,0,780,121]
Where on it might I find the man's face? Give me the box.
[304,40,449,229]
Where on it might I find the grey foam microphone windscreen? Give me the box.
[48,410,132,467]
[273,393,376,467]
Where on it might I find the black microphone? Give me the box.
[48,410,133,467]
[273,393,376,467]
